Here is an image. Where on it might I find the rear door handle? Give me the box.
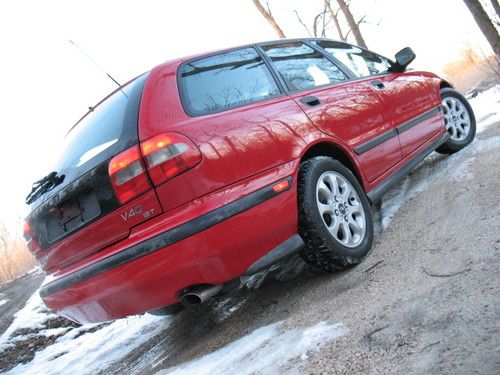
[370,80,385,89]
[299,96,321,106]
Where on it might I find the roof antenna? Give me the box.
[69,39,127,101]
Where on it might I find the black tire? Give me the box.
[298,157,374,271]
[436,88,476,154]
[148,303,184,316]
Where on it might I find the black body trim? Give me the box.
[354,128,397,155]
[396,107,440,134]
[40,177,293,298]
[354,106,441,155]
[245,234,304,275]
[367,133,450,203]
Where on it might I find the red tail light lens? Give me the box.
[23,221,40,253]
[140,133,201,185]
[108,146,151,204]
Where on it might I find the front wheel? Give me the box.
[298,157,374,271]
[436,88,476,154]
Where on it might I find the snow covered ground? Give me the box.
[0,85,498,375]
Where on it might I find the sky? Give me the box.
[0,0,493,226]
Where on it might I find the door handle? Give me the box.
[299,96,321,106]
[370,80,385,89]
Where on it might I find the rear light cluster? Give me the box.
[108,132,201,204]
[23,221,41,254]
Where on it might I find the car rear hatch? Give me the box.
[24,73,164,273]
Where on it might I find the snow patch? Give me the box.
[0,288,171,375]
[0,299,8,307]
[158,321,347,375]
[469,85,500,134]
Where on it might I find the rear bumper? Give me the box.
[41,162,299,323]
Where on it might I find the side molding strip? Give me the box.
[354,106,441,155]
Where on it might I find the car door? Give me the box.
[314,40,443,158]
[259,41,402,183]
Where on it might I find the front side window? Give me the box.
[315,41,391,78]
[262,42,347,92]
[179,48,281,116]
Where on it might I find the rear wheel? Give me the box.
[298,157,374,271]
[436,88,476,154]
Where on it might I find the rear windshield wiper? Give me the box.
[26,171,65,205]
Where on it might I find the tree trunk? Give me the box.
[325,0,347,41]
[463,0,500,58]
[491,0,499,18]
[336,0,367,48]
[252,0,286,39]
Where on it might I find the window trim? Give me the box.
[255,40,353,94]
[310,39,394,79]
[177,46,287,118]
[176,38,398,117]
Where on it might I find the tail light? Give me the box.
[140,132,201,186]
[108,133,201,204]
[108,146,151,204]
[23,221,41,253]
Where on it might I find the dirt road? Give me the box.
[1,121,498,374]
[105,122,499,374]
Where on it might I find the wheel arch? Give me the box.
[440,80,454,90]
[299,141,365,190]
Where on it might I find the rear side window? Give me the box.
[179,48,281,116]
[262,42,347,92]
[315,41,391,77]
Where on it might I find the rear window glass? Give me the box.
[53,75,147,173]
[179,48,281,116]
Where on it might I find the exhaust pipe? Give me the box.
[180,284,223,307]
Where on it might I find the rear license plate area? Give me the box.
[45,193,101,243]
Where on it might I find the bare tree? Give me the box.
[293,10,312,37]
[490,0,500,19]
[325,0,348,41]
[0,223,8,251]
[252,0,286,38]
[336,0,367,48]
[463,0,500,58]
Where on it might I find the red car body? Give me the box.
[25,39,451,323]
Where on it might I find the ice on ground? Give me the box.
[0,288,170,375]
[158,321,348,375]
[469,84,500,134]
[0,292,57,350]
[0,299,8,307]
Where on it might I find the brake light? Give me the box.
[108,146,151,204]
[140,132,201,185]
[23,221,40,253]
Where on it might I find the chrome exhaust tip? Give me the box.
[180,284,223,306]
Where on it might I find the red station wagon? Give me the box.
[24,39,476,324]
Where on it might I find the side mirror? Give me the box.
[392,47,416,72]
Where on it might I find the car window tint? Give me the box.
[262,42,347,91]
[315,41,391,77]
[180,48,281,116]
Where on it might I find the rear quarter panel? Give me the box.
[138,63,312,212]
